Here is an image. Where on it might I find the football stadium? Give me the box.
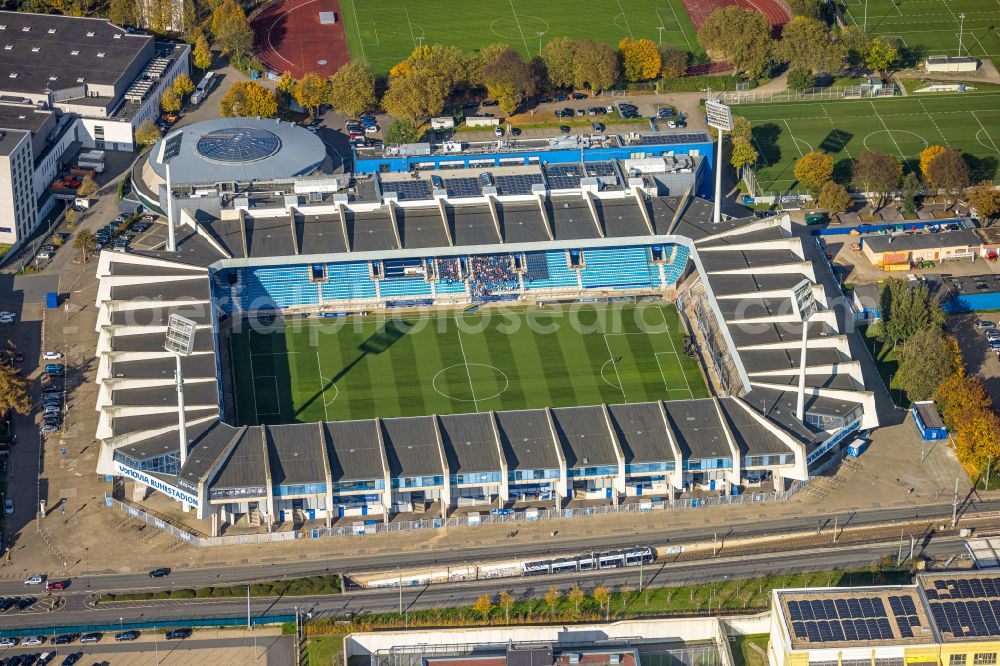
[96,123,876,535]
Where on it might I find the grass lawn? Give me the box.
[736,93,1000,194]
[231,303,708,425]
[338,0,700,75]
[860,325,909,408]
[306,634,345,666]
[730,634,768,666]
[839,0,1000,64]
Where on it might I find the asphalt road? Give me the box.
[0,635,293,662]
[0,528,972,632]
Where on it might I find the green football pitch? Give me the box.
[337,0,700,75]
[840,0,1000,61]
[230,303,708,425]
[736,93,1000,194]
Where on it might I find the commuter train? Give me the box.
[522,546,655,575]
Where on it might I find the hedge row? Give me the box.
[100,574,341,603]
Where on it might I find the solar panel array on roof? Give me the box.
[444,177,482,198]
[382,180,432,201]
[888,596,921,638]
[926,577,1000,638]
[496,174,542,196]
[585,162,616,178]
[544,164,584,190]
[787,597,894,643]
[634,133,708,146]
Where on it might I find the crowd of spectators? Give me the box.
[436,258,462,283]
[468,254,519,301]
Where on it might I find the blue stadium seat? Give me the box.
[580,246,656,289]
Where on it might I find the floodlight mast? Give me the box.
[159,132,184,252]
[792,280,818,426]
[165,314,197,510]
[705,100,734,224]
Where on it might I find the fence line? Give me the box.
[114,484,804,548]
[720,83,900,105]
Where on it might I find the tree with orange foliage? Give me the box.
[619,37,661,82]
[955,408,1000,476]
[935,374,990,431]
[919,145,946,180]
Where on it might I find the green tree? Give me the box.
[211,0,253,59]
[840,25,871,70]
[160,88,182,113]
[499,590,514,624]
[593,586,611,620]
[219,81,278,118]
[965,183,1000,225]
[897,327,957,401]
[73,228,97,263]
[658,43,688,79]
[173,74,195,98]
[384,119,422,145]
[730,139,758,171]
[793,151,834,193]
[572,39,620,92]
[732,116,752,144]
[817,180,852,212]
[328,62,376,119]
[540,36,578,89]
[108,0,137,25]
[135,120,161,147]
[383,44,470,121]
[936,374,990,432]
[482,48,538,114]
[193,33,213,71]
[619,37,661,82]
[901,172,921,215]
[697,6,774,78]
[294,73,332,119]
[789,0,825,20]
[76,175,98,197]
[852,150,901,211]
[787,68,815,92]
[926,148,970,206]
[0,360,31,416]
[779,17,846,74]
[876,278,946,349]
[865,35,899,77]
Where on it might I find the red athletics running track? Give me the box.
[251,0,350,79]
[682,0,790,32]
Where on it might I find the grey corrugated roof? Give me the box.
[495,409,560,471]
[110,302,213,326]
[324,420,385,481]
[110,277,210,302]
[728,320,835,347]
[346,209,398,252]
[662,399,730,459]
[397,208,450,248]
[438,413,501,474]
[445,206,501,246]
[740,347,847,373]
[546,198,599,240]
[380,416,443,478]
[550,406,617,468]
[111,409,217,436]
[496,202,551,243]
[700,248,800,272]
[267,423,326,486]
[716,296,792,320]
[717,397,792,457]
[698,225,786,247]
[213,426,267,489]
[111,328,215,353]
[247,216,297,258]
[709,273,805,297]
[112,381,218,407]
[298,213,348,254]
[607,402,672,464]
[862,230,980,254]
[130,228,226,268]
[179,421,242,484]
[594,199,650,238]
[741,387,857,444]
[109,354,217,381]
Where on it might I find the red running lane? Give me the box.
[251,0,350,78]
[681,0,790,29]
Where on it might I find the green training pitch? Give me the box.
[840,0,1000,61]
[230,303,708,425]
[735,93,1000,194]
[337,0,699,75]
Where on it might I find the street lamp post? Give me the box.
[165,314,197,512]
[537,32,545,57]
[657,26,665,45]
[704,100,733,225]
[958,13,966,57]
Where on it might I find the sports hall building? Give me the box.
[94,125,875,533]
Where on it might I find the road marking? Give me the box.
[454,324,480,411]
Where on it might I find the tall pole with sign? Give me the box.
[705,100,734,224]
[165,314,197,511]
[792,279,818,426]
[158,131,183,252]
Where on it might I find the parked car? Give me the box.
[571,92,588,99]
[42,352,62,360]
[45,580,66,591]
[165,628,192,640]
[494,126,504,137]
[41,425,59,433]
[4,499,13,515]
[15,597,35,610]
[51,635,76,645]
[0,597,16,611]
[20,637,44,646]
[976,320,996,330]
[78,633,101,644]
[559,125,571,134]
[23,575,43,585]
[148,567,171,578]
[0,637,15,647]
[61,654,81,666]
[482,99,499,107]
[14,352,23,363]
[114,631,139,642]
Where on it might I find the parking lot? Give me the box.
[952,312,1000,406]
